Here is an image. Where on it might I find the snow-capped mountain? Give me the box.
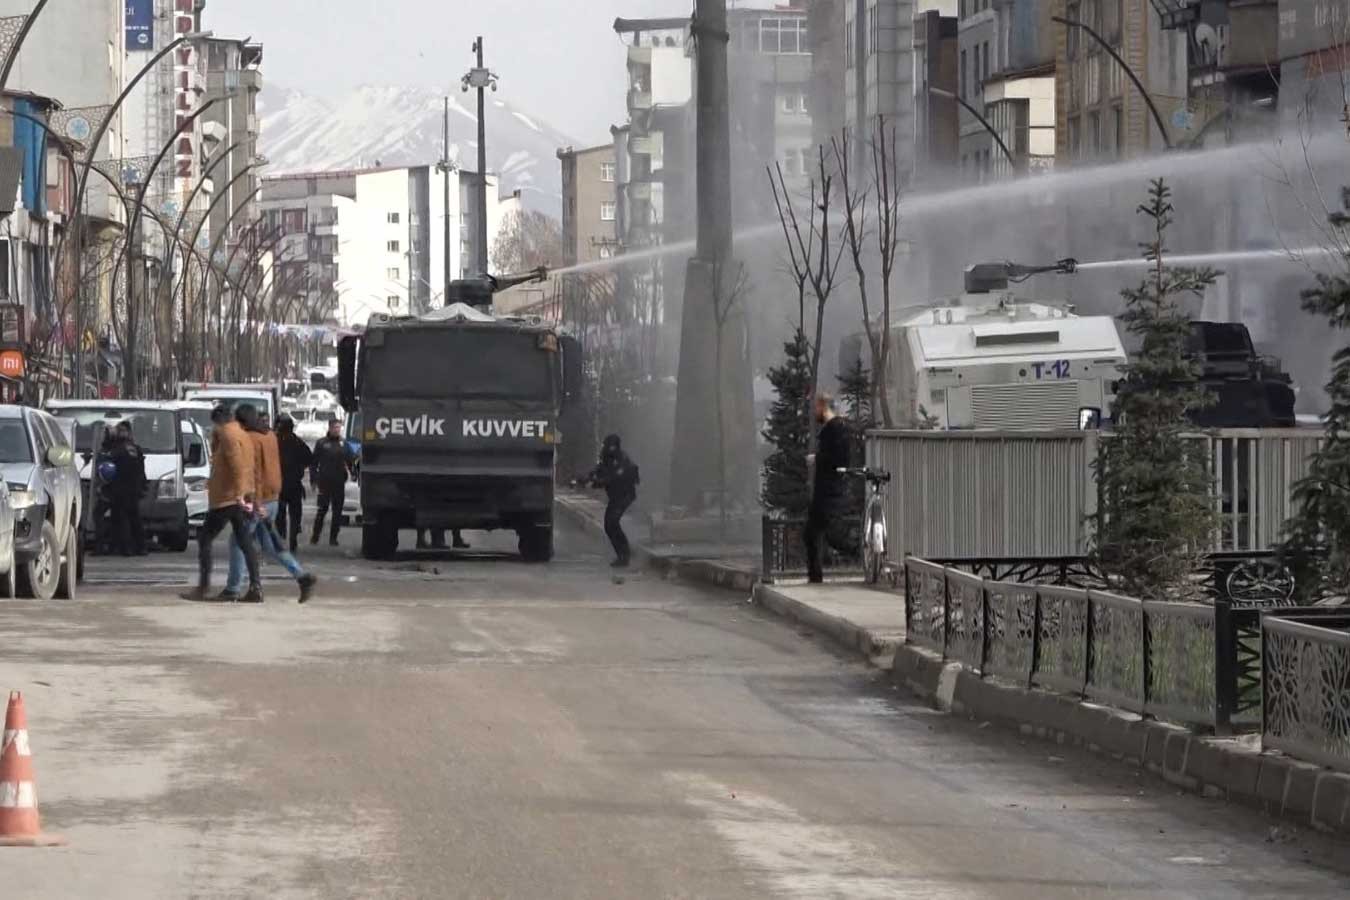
[257,84,580,215]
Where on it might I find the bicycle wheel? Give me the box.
[862,503,885,585]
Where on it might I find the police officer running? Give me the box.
[587,434,639,568]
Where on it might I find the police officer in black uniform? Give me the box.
[108,421,148,556]
[587,434,640,568]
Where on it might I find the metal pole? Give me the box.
[0,0,52,93]
[474,36,489,276]
[928,86,1019,173]
[443,96,451,300]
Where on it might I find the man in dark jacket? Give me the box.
[310,418,351,546]
[274,415,313,553]
[108,421,148,556]
[587,433,639,568]
[804,392,851,584]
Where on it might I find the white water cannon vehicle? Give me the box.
[853,259,1128,430]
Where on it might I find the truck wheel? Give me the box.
[518,526,553,563]
[362,523,398,560]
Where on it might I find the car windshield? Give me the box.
[0,419,31,463]
[183,407,214,440]
[59,408,179,454]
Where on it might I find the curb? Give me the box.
[554,495,757,592]
[753,583,901,666]
[892,643,1350,835]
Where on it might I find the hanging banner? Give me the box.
[125,0,154,51]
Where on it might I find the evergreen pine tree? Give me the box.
[837,358,872,528]
[1280,197,1350,601]
[1092,180,1219,600]
[761,329,813,516]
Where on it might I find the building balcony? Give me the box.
[630,134,655,156]
[628,182,652,202]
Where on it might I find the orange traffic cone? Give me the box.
[0,691,64,846]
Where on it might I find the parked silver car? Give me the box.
[0,405,82,599]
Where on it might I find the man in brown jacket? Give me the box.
[220,409,316,603]
[181,404,262,603]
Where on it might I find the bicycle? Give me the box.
[839,467,892,585]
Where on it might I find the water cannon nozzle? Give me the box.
[1056,257,1078,274]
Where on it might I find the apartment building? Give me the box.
[261,166,512,327]
[558,143,618,268]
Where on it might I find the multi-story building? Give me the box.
[843,0,918,172]
[261,165,512,327]
[557,144,619,268]
[202,37,264,263]
[914,8,960,182]
[1054,0,1187,162]
[956,0,1056,179]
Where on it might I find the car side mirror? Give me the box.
[46,445,73,468]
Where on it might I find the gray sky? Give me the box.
[209,0,686,144]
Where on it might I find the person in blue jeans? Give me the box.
[220,408,317,604]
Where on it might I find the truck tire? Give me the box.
[163,516,191,553]
[518,525,553,563]
[361,523,398,561]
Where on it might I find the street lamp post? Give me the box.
[462,37,497,276]
[1052,15,1173,151]
[110,97,223,397]
[0,0,53,93]
[927,85,1020,175]
[436,96,455,308]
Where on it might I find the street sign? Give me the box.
[125,0,153,51]
[0,349,24,378]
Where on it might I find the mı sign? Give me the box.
[125,0,153,51]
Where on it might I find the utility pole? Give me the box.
[668,0,753,514]
[462,38,497,276]
[441,97,452,299]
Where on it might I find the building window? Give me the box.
[600,201,616,221]
[387,212,400,224]
[1088,111,1101,157]
[866,8,877,57]
[960,49,967,99]
[282,208,306,235]
[1113,105,1124,157]
[387,240,400,253]
[982,42,989,82]
[1066,2,1081,59]
[388,295,400,310]
[759,16,808,55]
[845,22,854,70]
[600,161,616,182]
[599,244,615,259]
[387,267,401,280]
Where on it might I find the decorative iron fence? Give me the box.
[902,556,1289,731]
[1262,612,1350,773]
[761,516,863,582]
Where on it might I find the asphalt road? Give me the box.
[1,520,1348,899]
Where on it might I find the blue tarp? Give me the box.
[12,98,47,217]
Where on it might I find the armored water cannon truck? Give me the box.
[844,259,1129,430]
[1185,321,1296,428]
[338,267,583,561]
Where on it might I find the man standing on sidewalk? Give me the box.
[181,405,262,603]
[274,415,312,553]
[108,421,148,556]
[310,419,351,547]
[804,392,851,584]
[219,408,317,604]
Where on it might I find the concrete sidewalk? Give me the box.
[753,582,906,667]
